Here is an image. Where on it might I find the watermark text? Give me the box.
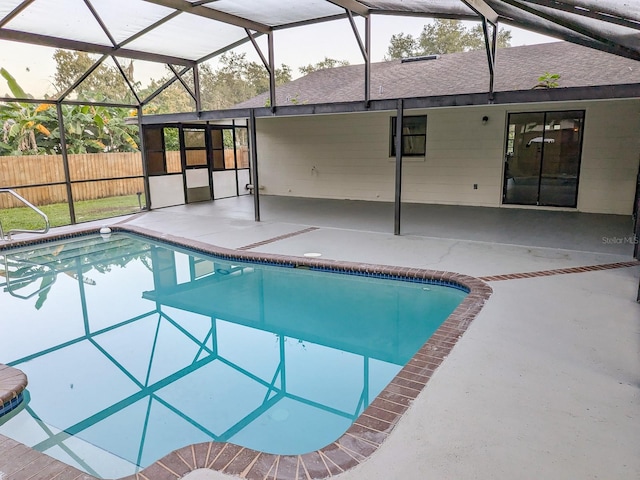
[602,235,639,245]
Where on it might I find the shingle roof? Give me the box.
[235,42,640,108]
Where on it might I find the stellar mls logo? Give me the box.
[602,235,639,245]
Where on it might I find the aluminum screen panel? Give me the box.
[202,0,345,28]
[125,14,247,62]
[5,0,112,46]
[363,0,475,16]
[490,0,640,58]
[555,0,640,24]
[492,0,640,51]
[90,0,176,45]
[1,0,639,81]
[0,0,26,22]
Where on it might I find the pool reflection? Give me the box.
[0,234,464,478]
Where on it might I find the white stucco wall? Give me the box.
[578,100,640,214]
[254,99,640,215]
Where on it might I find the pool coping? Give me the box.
[0,225,493,480]
[0,365,27,418]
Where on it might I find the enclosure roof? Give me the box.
[1,1,640,66]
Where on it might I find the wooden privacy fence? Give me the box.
[0,148,249,209]
[0,152,143,208]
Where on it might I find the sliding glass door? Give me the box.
[503,110,584,207]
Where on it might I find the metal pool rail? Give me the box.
[0,189,50,241]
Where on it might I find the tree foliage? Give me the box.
[299,57,350,75]
[1,49,295,155]
[52,50,136,103]
[1,67,139,155]
[199,52,292,110]
[385,19,512,59]
[138,53,293,112]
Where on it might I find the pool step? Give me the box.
[0,364,27,419]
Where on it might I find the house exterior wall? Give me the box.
[577,100,640,214]
[255,98,640,215]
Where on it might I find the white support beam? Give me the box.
[461,0,499,25]
[143,0,271,33]
[327,0,369,17]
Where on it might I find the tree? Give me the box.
[52,50,136,103]
[385,33,417,61]
[467,24,512,51]
[299,57,350,75]
[1,68,53,155]
[1,68,139,155]
[139,74,195,115]
[385,19,512,59]
[3,46,296,155]
[198,52,292,109]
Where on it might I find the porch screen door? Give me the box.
[503,111,584,207]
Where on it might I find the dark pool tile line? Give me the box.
[0,224,492,480]
[0,226,100,253]
[112,225,475,292]
[479,260,640,282]
[0,225,478,294]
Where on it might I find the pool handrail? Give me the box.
[0,188,50,241]
[1,254,57,300]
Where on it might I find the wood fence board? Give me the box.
[1,152,143,208]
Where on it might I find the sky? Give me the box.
[0,15,557,98]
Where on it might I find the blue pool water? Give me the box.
[0,233,465,478]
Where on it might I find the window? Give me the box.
[390,115,427,157]
[503,110,584,207]
[143,126,182,175]
[143,127,166,175]
[182,128,207,167]
[210,128,236,170]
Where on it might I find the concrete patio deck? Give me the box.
[3,196,639,480]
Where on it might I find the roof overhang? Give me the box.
[137,82,640,125]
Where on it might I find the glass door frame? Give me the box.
[502,110,585,208]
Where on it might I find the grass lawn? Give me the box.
[0,195,143,232]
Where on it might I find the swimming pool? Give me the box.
[0,229,490,479]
